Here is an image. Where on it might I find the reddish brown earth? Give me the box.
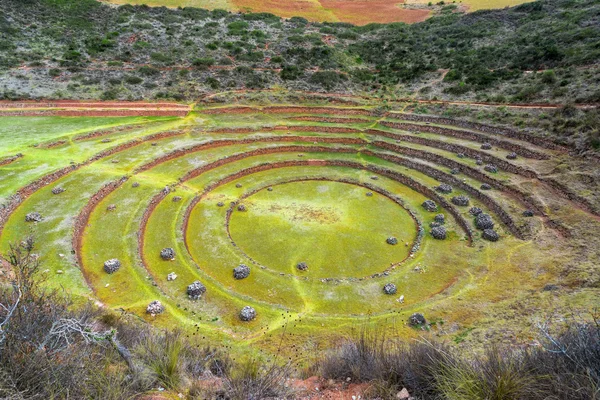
[320,0,431,25]
[0,101,190,117]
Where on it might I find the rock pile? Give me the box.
[187,281,207,300]
[435,184,453,194]
[146,300,164,315]
[297,262,308,271]
[132,182,140,188]
[480,183,492,190]
[386,237,398,245]
[52,187,65,195]
[481,143,492,150]
[434,214,445,224]
[469,207,483,216]
[217,202,224,207]
[366,192,373,197]
[240,306,256,321]
[422,200,437,212]
[172,196,182,202]
[408,313,426,326]
[160,248,175,261]
[506,152,518,160]
[383,283,397,295]
[233,264,250,279]
[107,204,116,211]
[484,164,498,173]
[475,213,494,230]
[482,229,500,242]
[431,226,447,240]
[103,259,121,274]
[451,195,470,206]
[237,204,247,212]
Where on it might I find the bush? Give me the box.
[124,75,143,84]
[280,65,302,80]
[309,71,347,90]
[192,57,215,69]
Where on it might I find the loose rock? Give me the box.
[383,283,397,295]
[172,196,182,202]
[434,214,445,224]
[187,281,207,300]
[132,182,140,188]
[506,152,518,160]
[522,210,534,217]
[146,300,164,315]
[366,192,373,197]
[233,264,250,280]
[422,200,437,212]
[237,204,247,212]
[167,272,177,281]
[103,259,121,274]
[456,153,465,158]
[217,202,224,207]
[481,183,492,190]
[240,306,256,321]
[160,248,175,261]
[482,229,500,242]
[450,168,460,175]
[430,226,447,240]
[481,143,492,150]
[52,187,65,195]
[107,204,117,211]
[25,212,43,222]
[235,183,242,188]
[451,195,470,206]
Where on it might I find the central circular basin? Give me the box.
[228,180,418,279]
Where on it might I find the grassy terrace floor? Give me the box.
[1,101,598,360]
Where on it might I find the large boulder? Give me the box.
[103,259,121,274]
[451,195,470,207]
[160,248,175,261]
[422,200,437,212]
[431,226,447,240]
[146,300,164,315]
[475,214,495,230]
[436,184,453,194]
[383,283,397,295]
[482,229,500,242]
[187,281,207,300]
[240,306,256,321]
[233,264,250,280]
[408,313,426,327]
[25,212,43,222]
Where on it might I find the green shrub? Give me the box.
[280,65,302,80]
[124,75,143,84]
[192,57,215,69]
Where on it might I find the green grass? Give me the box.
[1,104,595,361]
[229,180,416,279]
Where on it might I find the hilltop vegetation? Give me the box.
[0,0,599,105]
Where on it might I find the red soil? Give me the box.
[321,0,431,25]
